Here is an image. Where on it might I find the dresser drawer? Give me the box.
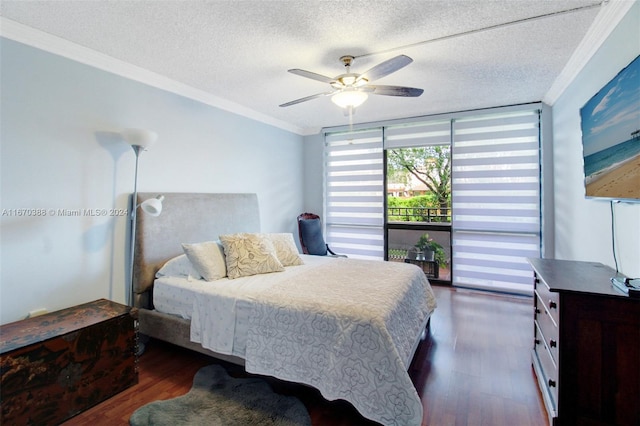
[535,292,559,363]
[534,322,558,407]
[528,258,640,426]
[534,273,559,325]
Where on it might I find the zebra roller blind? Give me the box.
[324,128,384,259]
[451,108,541,295]
[385,119,451,149]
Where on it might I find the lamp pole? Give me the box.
[129,144,143,307]
[122,128,158,309]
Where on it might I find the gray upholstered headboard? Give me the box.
[132,193,260,309]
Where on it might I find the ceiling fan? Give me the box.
[279,54,423,110]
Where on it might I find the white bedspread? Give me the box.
[155,256,436,426]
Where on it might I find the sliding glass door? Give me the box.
[385,119,452,284]
[324,104,542,294]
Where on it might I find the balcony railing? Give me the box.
[387,210,452,283]
[387,207,451,223]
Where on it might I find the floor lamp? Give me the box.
[122,129,163,308]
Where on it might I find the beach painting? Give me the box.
[580,55,640,201]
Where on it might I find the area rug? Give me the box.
[130,364,311,426]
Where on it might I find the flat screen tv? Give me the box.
[580,54,640,202]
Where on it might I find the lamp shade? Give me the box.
[331,89,368,108]
[140,195,164,217]
[122,128,158,149]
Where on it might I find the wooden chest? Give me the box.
[0,299,138,425]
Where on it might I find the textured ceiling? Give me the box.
[0,0,605,134]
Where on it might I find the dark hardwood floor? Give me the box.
[63,285,549,425]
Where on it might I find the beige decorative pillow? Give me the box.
[261,233,304,266]
[182,241,227,281]
[219,233,284,279]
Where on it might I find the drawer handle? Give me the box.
[548,300,557,309]
[548,379,556,388]
[535,277,540,285]
[534,307,541,315]
[549,339,557,348]
[534,339,541,345]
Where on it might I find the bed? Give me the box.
[132,192,437,426]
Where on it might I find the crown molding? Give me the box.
[0,17,307,135]
[543,0,636,105]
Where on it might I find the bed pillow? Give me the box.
[219,233,284,279]
[261,233,304,266]
[181,241,227,281]
[155,254,202,279]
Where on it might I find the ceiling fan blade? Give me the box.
[356,55,413,83]
[367,85,424,97]
[279,91,335,107]
[287,69,335,84]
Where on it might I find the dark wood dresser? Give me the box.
[0,299,138,425]
[528,258,640,426]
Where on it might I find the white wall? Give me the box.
[0,38,304,324]
[552,1,640,278]
[302,133,325,215]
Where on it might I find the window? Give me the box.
[323,104,542,294]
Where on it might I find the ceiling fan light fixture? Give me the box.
[331,89,368,108]
[282,54,420,109]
